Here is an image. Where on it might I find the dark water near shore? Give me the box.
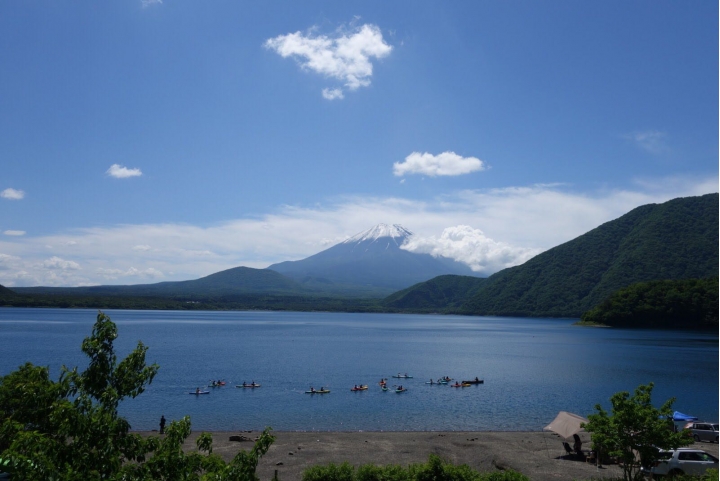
[0,308,717,432]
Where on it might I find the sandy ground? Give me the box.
[137,430,719,481]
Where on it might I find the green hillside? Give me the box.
[458,193,718,317]
[580,277,718,329]
[0,284,16,298]
[383,275,486,311]
[13,266,309,297]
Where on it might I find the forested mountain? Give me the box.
[462,193,719,317]
[389,194,718,318]
[580,278,718,329]
[0,284,16,298]
[383,275,486,311]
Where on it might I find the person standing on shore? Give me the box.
[160,415,166,434]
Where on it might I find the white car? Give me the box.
[641,448,718,477]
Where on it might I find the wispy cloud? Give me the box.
[322,88,345,101]
[107,164,143,179]
[265,23,392,99]
[141,0,162,8]
[393,151,486,177]
[0,175,714,287]
[1,188,25,200]
[97,267,164,280]
[625,130,668,155]
[4,230,26,236]
[41,256,80,271]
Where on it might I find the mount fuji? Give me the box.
[267,224,478,295]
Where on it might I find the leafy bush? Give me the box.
[303,462,356,481]
[302,454,529,481]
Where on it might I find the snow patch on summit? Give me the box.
[342,224,413,246]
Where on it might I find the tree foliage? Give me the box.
[580,277,718,329]
[382,275,487,311]
[583,383,692,481]
[0,311,274,480]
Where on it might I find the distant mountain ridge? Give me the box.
[13,224,480,299]
[267,223,478,294]
[13,266,308,298]
[385,193,719,318]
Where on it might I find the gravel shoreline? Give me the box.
[135,430,719,481]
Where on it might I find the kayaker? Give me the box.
[310,386,315,393]
[242,381,247,387]
[475,377,480,382]
[195,387,200,394]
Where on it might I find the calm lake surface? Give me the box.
[0,308,717,432]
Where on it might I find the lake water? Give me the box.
[0,308,717,432]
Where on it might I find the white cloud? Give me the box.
[401,225,541,275]
[133,245,151,251]
[393,152,486,177]
[0,174,714,287]
[141,0,162,7]
[0,254,21,271]
[625,130,668,154]
[1,188,25,200]
[97,267,164,280]
[107,164,143,179]
[42,256,81,270]
[4,230,26,236]
[265,23,392,98]
[322,88,345,100]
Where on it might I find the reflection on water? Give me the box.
[0,308,717,431]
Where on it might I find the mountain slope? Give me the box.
[383,275,487,310]
[0,284,16,298]
[267,224,478,294]
[458,193,718,317]
[13,266,308,297]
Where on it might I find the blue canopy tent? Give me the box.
[672,411,698,421]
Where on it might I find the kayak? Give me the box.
[381,386,389,391]
[395,388,407,393]
[189,391,210,395]
[350,385,368,391]
[392,375,413,378]
[236,384,261,388]
[305,390,330,394]
[451,383,471,388]
[461,380,484,384]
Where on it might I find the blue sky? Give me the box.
[0,1,717,287]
